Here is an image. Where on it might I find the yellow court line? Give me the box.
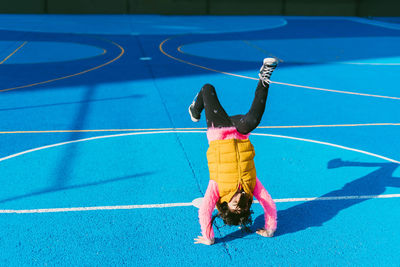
[0,41,28,65]
[160,38,254,80]
[0,39,124,93]
[177,45,184,54]
[243,40,268,55]
[160,37,400,101]
[1,123,400,134]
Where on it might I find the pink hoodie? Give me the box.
[199,127,277,240]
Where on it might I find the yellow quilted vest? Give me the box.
[206,138,257,205]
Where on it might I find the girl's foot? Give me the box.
[259,58,278,86]
[188,103,200,122]
[188,93,200,122]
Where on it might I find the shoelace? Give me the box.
[260,65,276,80]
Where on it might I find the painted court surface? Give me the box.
[0,15,400,265]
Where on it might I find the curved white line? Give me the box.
[251,133,400,164]
[0,130,399,214]
[1,131,399,165]
[270,81,400,100]
[0,131,206,163]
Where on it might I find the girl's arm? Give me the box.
[253,177,277,235]
[196,180,219,244]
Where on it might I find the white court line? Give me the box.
[1,194,400,214]
[1,130,399,164]
[1,122,400,134]
[251,133,400,164]
[0,203,194,214]
[271,81,400,100]
[0,130,206,163]
[0,130,399,214]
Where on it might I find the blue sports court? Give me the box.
[0,14,400,265]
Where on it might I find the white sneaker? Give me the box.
[258,58,278,86]
[188,93,200,122]
[188,103,200,122]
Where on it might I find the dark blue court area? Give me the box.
[0,14,400,266]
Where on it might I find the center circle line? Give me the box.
[0,130,398,164]
[0,130,399,214]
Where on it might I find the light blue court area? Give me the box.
[0,14,400,265]
[1,132,400,265]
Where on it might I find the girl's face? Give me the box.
[227,191,243,213]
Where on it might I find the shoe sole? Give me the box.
[188,105,200,122]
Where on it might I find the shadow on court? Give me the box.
[0,172,154,205]
[273,159,400,237]
[0,94,144,112]
[1,17,400,93]
[215,159,400,243]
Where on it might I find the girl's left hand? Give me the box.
[256,228,275,237]
[194,236,214,245]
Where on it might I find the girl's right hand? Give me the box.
[194,236,215,245]
[256,228,275,237]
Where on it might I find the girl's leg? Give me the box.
[230,80,269,134]
[230,57,278,134]
[190,58,277,131]
[191,83,233,128]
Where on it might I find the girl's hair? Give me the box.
[211,191,253,231]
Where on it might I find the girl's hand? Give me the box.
[194,236,214,245]
[256,228,275,237]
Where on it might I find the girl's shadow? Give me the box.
[273,159,400,236]
[217,159,400,242]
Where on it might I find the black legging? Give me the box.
[191,80,269,135]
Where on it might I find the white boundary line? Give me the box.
[0,203,194,214]
[0,131,205,163]
[270,80,400,100]
[251,133,400,164]
[1,122,400,135]
[0,130,399,214]
[2,194,400,214]
[1,130,399,164]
